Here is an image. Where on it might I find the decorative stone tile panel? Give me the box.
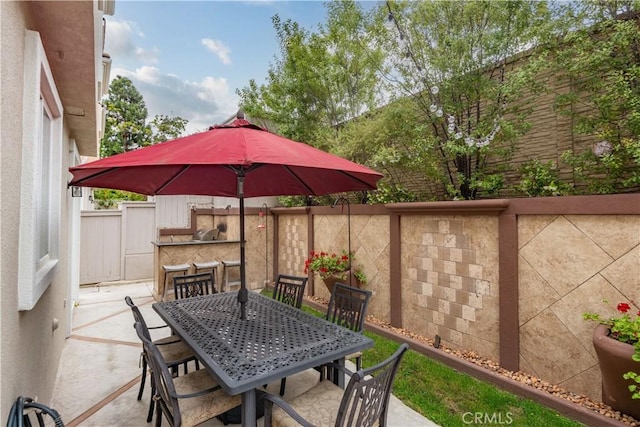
[311,214,390,322]
[602,245,640,303]
[521,216,613,296]
[566,215,640,259]
[518,214,640,401]
[279,215,308,278]
[520,309,595,383]
[402,215,499,361]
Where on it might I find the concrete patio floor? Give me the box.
[51,281,437,426]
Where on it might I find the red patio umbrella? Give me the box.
[69,117,382,319]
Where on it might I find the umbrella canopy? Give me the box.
[69,120,381,197]
[69,118,383,319]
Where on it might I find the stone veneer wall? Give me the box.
[401,215,501,361]
[154,208,272,296]
[518,214,640,401]
[311,212,391,321]
[276,211,309,280]
[272,194,639,409]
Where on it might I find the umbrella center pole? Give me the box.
[237,175,248,320]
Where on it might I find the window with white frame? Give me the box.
[18,30,63,310]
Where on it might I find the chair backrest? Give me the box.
[272,274,308,308]
[133,321,183,426]
[326,283,372,333]
[6,396,64,427]
[336,343,409,427]
[124,295,153,341]
[173,272,215,300]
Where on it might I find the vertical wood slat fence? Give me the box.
[80,202,155,284]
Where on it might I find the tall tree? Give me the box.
[374,0,554,199]
[150,114,188,143]
[100,76,189,157]
[237,0,384,148]
[101,76,151,157]
[95,76,189,208]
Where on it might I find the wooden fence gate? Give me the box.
[79,202,155,284]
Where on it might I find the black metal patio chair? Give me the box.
[271,274,308,396]
[173,272,216,300]
[260,343,409,427]
[271,274,307,309]
[134,322,241,427]
[125,296,199,423]
[325,282,372,371]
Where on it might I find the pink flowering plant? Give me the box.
[583,301,640,398]
[303,250,367,284]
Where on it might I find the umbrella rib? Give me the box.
[283,166,376,195]
[336,170,379,190]
[70,167,120,186]
[155,165,191,194]
[283,165,314,194]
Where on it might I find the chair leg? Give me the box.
[279,378,287,396]
[356,356,362,371]
[138,357,147,401]
[147,397,155,423]
[147,375,156,423]
[155,399,162,427]
[264,399,273,427]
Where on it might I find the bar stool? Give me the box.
[193,260,220,292]
[162,263,190,301]
[222,260,242,292]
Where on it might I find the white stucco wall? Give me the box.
[1,1,74,416]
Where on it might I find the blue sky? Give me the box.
[105,1,378,135]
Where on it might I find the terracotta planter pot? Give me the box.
[321,270,361,295]
[592,324,640,420]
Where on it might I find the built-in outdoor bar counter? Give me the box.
[152,206,272,300]
[153,239,242,299]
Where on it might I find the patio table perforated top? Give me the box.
[153,290,373,426]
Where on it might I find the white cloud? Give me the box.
[110,66,239,135]
[132,65,162,85]
[198,76,230,102]
[105,19,159,64]
[135,47,160,64]
[201,38,232,65]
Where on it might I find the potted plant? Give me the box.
[303,250,366,293]
[583,301,640,419]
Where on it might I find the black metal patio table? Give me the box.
[152,290,374,427]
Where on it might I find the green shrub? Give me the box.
[367,182,417,204]
[92,189,146,209]
[516,160,572,197]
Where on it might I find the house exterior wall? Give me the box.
[1,1,66,413]
[0,0,109,417]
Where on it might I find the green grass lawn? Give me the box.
[363,332,582,427]
[264,289,583,426]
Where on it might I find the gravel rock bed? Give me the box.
[364,314,640,426]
